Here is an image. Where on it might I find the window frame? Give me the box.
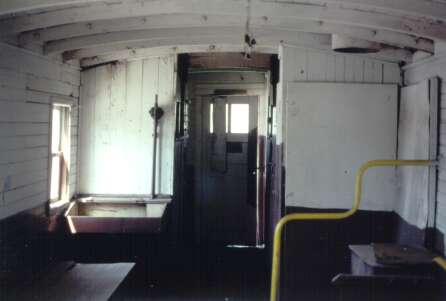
[49,104,71,207]
[209,101,250,135]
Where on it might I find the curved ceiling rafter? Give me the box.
[0,0,104,16]
[62,30,332,59]
[2,0,445,42]
[1,0,444,64]
[21,14,434,53]
[62,29,412,66]
[79,44,277,67]
[2,0,446,24]
[44,27,332,54]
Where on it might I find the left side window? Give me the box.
[50,104,71,204]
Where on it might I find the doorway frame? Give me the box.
[190,71,270,246]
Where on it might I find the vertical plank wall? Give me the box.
[78,57,176,196]
[277,45,400,145]
[0,43,80,220]
[277,45,401,208]
[404,52,446,254]
[0,42,80,287]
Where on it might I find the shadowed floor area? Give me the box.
[4,262,135,301]
[109,246,270,301]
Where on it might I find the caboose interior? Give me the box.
[1,1,446,300]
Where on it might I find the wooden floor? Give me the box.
[4,245,344,301]
[109,246,269,301]
[8,262,134,301]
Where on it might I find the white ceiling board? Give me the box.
[0,0,103,16]
[45,27,330,54]
[22,14,244,42]
[306,0,446,22]
[65,37,254,60]
[2,0,445,22]
[20,14,433,52]
[1,0,445,41]
[63,31,331,60]
[76,41,409,68]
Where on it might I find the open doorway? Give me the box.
[173,52,278,248]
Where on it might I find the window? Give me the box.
[210,103,214,133]
[209,103,229,134]
[230,104,249,134]
[50,105,71,203]
[210,102,250,134]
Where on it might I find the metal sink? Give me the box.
[64,196,170,234]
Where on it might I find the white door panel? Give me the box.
[285,82,398,211]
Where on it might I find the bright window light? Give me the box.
[50,105,70,203]
[210,103,214,133]
[50,156,61,200]
[230,104,249,134]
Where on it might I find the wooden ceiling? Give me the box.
[0,0,444,66]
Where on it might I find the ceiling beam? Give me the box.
[21,14,240,42]
[78,41,411,68]
[188,52,272,69]
[64,29,410,64]
[79,44,277,67]
[64,31,331,60]
[79,45,411,70]
[255,2,446,41]
[298,0,446,22]
[45,27,331,54]
[2,0,446,41]
[22,14,434,52]
[2,0,445,23]
[0,0,104,16]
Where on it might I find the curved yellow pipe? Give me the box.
[270,159,437,301]
[433,257,446,271]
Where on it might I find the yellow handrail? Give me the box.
[270,159,439,301]
[433,256,446,270]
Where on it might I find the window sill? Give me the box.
[48,199,70,216]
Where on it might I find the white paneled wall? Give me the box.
[276,45,401,144]
[404,53,446,254]
[78,57,176,196]
[0,43,80,219]
[277,45,402,209]
[285,83,398,211]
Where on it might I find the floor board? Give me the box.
[109,246,269,301]
[9,262,134,301]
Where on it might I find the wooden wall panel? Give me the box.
[0,42,80,291]
[0,42,80,220]
[404,53,446,254]
[78,57,176,195]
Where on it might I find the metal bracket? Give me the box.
[150,106,164,121]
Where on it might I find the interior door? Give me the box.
[201,95,258,245]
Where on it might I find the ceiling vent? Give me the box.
[332,34,381,54]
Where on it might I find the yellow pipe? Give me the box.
[433,257,446,271]
[270,159,435,301]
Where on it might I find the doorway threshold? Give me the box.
[226,244,265,249]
